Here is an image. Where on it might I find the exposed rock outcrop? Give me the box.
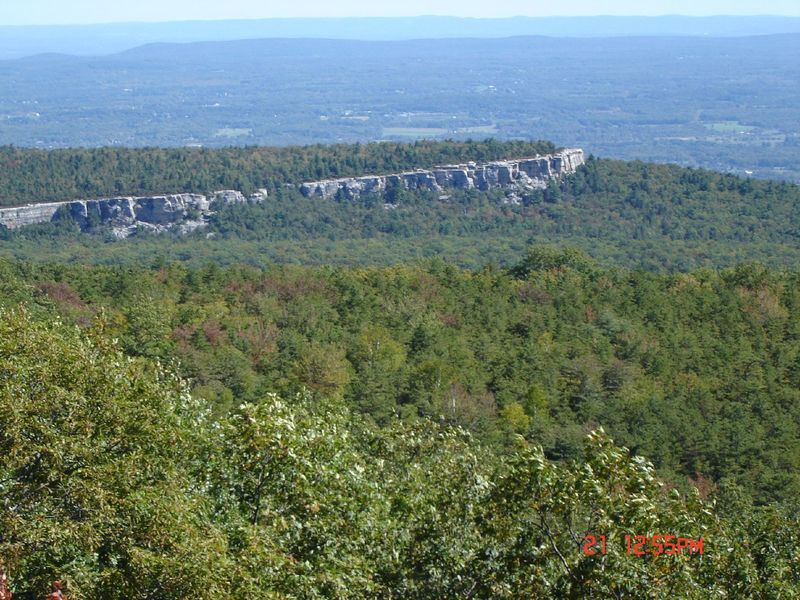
[299,149,584,199]
[0,202,65,228]
[213,189,269,204]
[0,149,584,236]
[213,190,247,205]
[0,193,215,237]
[131,194,209,225]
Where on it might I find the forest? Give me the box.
[2,139,800,597]
[2,250,800,597]
[2,141,800,271]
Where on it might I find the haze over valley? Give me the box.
[1,19,798,181]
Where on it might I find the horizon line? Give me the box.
[2,14,799,28]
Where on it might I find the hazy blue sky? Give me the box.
[2,0,799,25]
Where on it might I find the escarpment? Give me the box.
[0,149,583,236]
[0,190,263,238]
[299,149,584,199]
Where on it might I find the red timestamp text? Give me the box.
[582,534,704,556]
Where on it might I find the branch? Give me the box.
[539,512,575,581]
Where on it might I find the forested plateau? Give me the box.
[1,140,800,270]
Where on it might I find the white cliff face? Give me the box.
[213,190,247,205]
[0,202,65,228]
[0,149,585,234]
[299,149,585,199]
[0,193,212,235]
[133,194,210,225]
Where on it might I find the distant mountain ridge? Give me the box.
[1,33,797,182]
[2,15,800,59]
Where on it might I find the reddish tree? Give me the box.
[47,581,67,600]
[0,568,11,600]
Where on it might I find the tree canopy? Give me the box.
[1,308,798,598]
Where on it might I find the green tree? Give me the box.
[0,308,229,598]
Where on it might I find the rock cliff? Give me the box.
[0,192,260,237]
[0,194,212,238]
[0,150,584,235]
[0,202,66,228]
[299,149,584,199]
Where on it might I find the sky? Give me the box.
[1,0,799,25]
